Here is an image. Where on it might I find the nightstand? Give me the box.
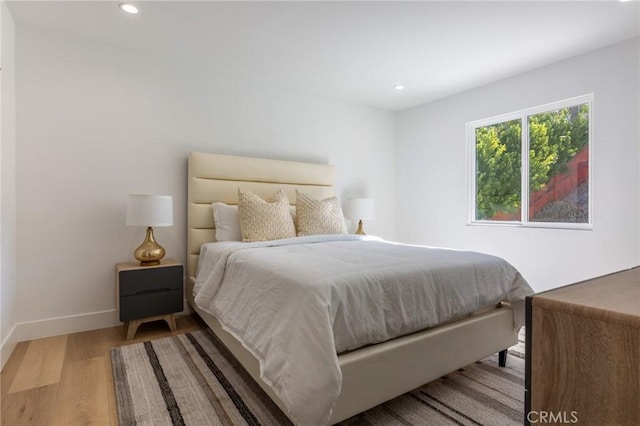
[116,259,184,339]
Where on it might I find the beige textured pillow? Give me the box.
[295,190,348,236]
[237,188,296,242]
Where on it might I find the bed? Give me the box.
[186,152,530,425]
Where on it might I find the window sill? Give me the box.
[467,221,593,231]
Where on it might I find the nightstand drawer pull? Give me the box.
[136,288,171,295]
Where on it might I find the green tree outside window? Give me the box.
[474,102,590,223]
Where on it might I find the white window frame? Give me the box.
[467,94,593,230]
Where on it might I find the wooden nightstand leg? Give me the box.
[126,320,142,340]
[125,314,177,340]
[164,314,177,332]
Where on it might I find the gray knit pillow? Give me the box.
[238,188,296,242]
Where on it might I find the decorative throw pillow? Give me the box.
[237,188,296,242]
[295,190,348,236]
[212,202,242,241]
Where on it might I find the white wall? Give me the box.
[14,27,396,341]
[397,37,640,292]
[1,1,16,369]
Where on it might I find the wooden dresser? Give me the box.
[525,266,639,425]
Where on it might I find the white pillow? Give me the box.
[212,202,242,241]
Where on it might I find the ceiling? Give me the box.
[7,1,640,111]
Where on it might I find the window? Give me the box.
[469,95,592,228]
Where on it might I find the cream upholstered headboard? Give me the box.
[187,152,336,280]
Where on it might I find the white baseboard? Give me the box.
[0,299,194,369]
[1,310,121,370]
[14,309,122,343]
[1,323,18,371]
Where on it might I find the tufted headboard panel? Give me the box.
[187,152,336,280]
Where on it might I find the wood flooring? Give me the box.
[1,315,206,426]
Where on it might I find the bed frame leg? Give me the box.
[498,349,507,367]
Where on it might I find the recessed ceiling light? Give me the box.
[119,3,139,14]
[619,0,631,3]
[394,85,405,91]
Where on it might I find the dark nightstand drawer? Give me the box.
[120,288,183,322]
[117,263,184,322]
[119,265,183,296]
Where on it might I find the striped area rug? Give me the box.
[111,328,525,425]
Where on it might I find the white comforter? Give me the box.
[193,235,532,425]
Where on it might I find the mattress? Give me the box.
[193,234,533,425]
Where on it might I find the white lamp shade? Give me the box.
[346,198,375,221]
[126,194,173,227]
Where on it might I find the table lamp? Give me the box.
[126,194,173,266]
[346,198,375,235]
